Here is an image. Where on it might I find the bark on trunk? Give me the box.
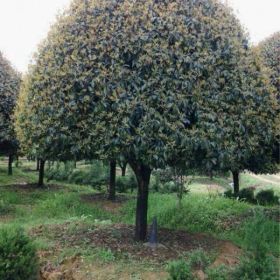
[108,160,116,201]
[129,161,152,242]
[36,159,40,171]
[121,162,127,177]
[38,159,45,187]
[8,155,13,176]
[232,171,239,194]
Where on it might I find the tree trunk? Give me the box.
[232,171,239,194]
[121,162,127,177]
[8,155,13,176]
[108,160,116,201]
[38,159,45,187]
[36,159,40,171]
[129,161,152,242]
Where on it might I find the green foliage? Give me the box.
[116,175,137,193]
[46,161,109,189]
[224,188,279,206]
[96,248,115,262]
[232,255,278,280]
[237,188,256,203]
[256,189,279,205]
[0,226,39,280]
[167,259,193,280]
[206,265,229,280]
[16,0,277,175]
[187,249,211,270]
[33,192,108,220]
[121,193,251,234]
[239,210,279,258]
[258,32,280,100]
[0,199,15,215]
[0,52,21,157]
[258,32,280,165]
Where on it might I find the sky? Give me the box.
[0,0,279,73]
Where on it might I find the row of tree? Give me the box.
[0,0,279,241]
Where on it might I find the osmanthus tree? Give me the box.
[0,52,21,175]
[17,0,275,240]
[196,48,279,194]
[258,32,280,165]
[258,32,280,101]
[15,73,76,187]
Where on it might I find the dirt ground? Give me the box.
[33,223,242,280]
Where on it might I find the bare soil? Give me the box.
[32,222,243,279]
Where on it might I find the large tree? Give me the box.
[0,52,21,175]
[16,0,276,240]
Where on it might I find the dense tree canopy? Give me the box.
[258,32,280,101]
[258,32,280,165]
[0,52,21,174]
[15,0,278,240]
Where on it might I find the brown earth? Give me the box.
[33,222,242,280]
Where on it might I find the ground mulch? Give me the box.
[31,222,225,263]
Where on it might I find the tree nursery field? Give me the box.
[0,0,279,279]
[0,158,279,279]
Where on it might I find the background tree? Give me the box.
[258,32,280,166]
[16,0,276,241]
[198,49,279,194]
[0,52,21,175]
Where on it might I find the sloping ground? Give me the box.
[32,222,242,280]
[249,173,280,186]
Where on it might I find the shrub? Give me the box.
[237,188,255,203]
[206,265,229,280]
[167,259,194,280]
[256,189,279,205]
[224,189,235,199]
[0,226,39,280]
[232,255,278,280]
[116,175,137,193]
[187,249,211,270]
[46,160,109,190]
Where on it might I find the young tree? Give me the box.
[0,52,21,175]
[16,0,275,241]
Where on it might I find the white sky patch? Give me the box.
[0,0,279,73]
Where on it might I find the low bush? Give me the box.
[206,265,229,280]
[187,248,211,270]
[167,259,194,280]
[116,175,137,193]
[224,188,257,204]
[256,189,279,206]
[0,226,39,280]
[232,255,278,280]
[224,189,235,198]
[237,188,255,203]
[46,160,109,189]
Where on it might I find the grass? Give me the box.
[0,158,279,279]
